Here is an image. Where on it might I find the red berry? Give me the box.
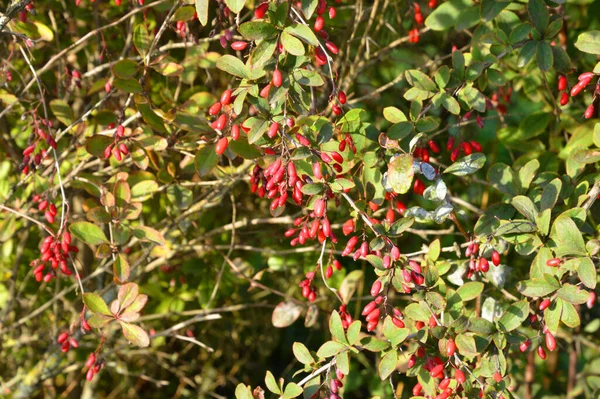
[230,41,248,51]
[272,69,283,87]
[546,258,561,267]
[446,338,456,357]
[370,280,382,297]
[267,122,279,139]
[328,6,336,18]
[314,16,325,31]
[584,104,595,119]
[208,102,222,116]
[325,41,339,54]
[220,89,232,105]
[491,250,500,266]
[559,91,569,106]
[538,346,547,359]
[338,90,347,104]
[539,298,551,311]
[215,137,229,155]
[519,339,531,352]
[587,292,596,309]
[493,372,502,383]
[58,332,69,344]
[558,75,567,91]
[545,331,556,351]
[455,369,466,384]
[413,179,425,195]
[254,2,268,18]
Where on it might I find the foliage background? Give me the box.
[0,0,600,397]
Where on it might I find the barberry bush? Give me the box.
[1,0,600,397]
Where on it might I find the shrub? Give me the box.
[0,0,599,397]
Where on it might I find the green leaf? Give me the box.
[425,0,474,31]
[272,301,303,327]
[387,122,413,140]
[291,69,324,86]
[282,383,302,399]
[518,159,540,191]
[557,283,591,304]
[247,118,268,144]
[114,78,142,93]
[517,41,537,68]
[265,371,281,394]
[339,270,363,303]
[561,301,581,328]
[487,163,517,195]
[120,322,150,347]
[195,145,219,177]
[336,351,350,375]
[378,350,398,380]
[301,0,318,19]
[234,384,254,399]
[50,99,75,126]
[228,138,262,159]
[132,226,166,246]
[551,215,587,256]
[130,180,158,202]
[112,59,139,79]
[83,293,112,316]
[540,178,562,211]
[511,195,539,222]
[575,31,600,55]
[224,0,245,13]
[195,0,209,26]
[383,316,409,347]
[444,153,486,176]
[383,107,407,123]
[346,320,361,345]
[133,24,151,60]
[281,31,305,56]
[578,257,597,289]
[457,282,484,301]
[114,254,130,284]
[544,298,562,334]
[216,55,248,79]
[498,301,529,332]
[388,217,414,236]
[238,21,277,41]
[528,0,548,34]
[552,45,572,73]
[316,340,345,358]
[284,23,319,46]
[516,277,560,297]
[292,342,314,365]
[69,222,109,246]
[388,154,414,194]
[166,185,193,209]
[405,70,438,92]
[466,61,484,82]
[329,311,348,344]
[536,41,553,71]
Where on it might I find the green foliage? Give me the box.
[1,0,600,397]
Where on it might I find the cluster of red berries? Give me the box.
[286,199,339,246]
[84,352,105,381]
[30,232,78,282]
[336,303,353,329]
[560,72,598,119]
[32,195,59,224]
[328,368,345,398]
[208,89,241,154]
[408,346,469,399]
[361,285,405,332]
[299,271,318,302]
[324,258,343,279]
[250,159,303,211]
[22,126,56,175]
[57,331,79,352]
[446,132,483,162]
[490,86,512,115]
[464,243,501,278]
[103,124,129,161]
